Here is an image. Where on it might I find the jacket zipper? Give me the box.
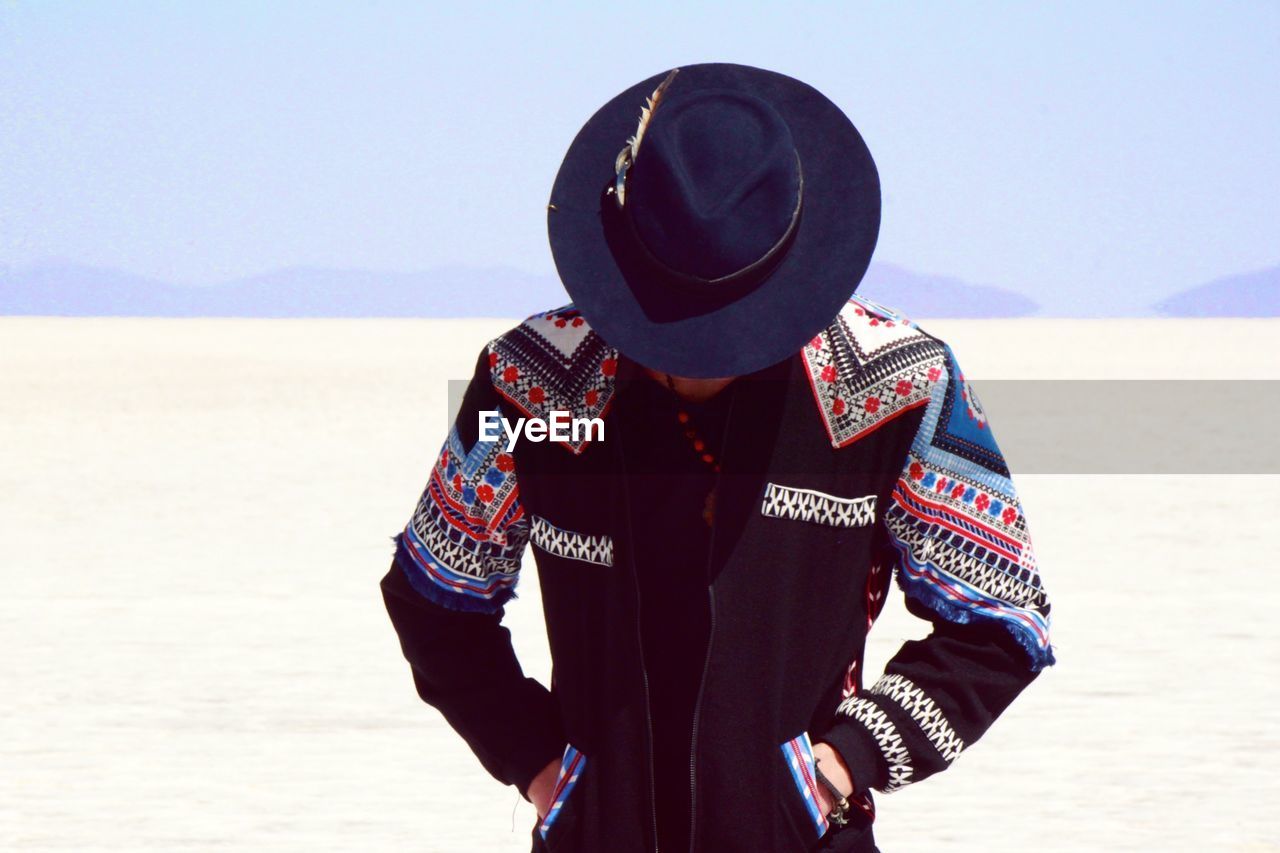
[686,384,738,853]
[617,411,661,853]
[686,585,716,853]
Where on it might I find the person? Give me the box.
[379,62,1055,853]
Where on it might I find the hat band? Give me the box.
[612,149,805,292]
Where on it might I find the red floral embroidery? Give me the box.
[865,396,880,413]
[488,352,499,367]
[452,474,463,492]
[476,484,494,503]
[571,317,584,327]
[528,386,545,404]
[820,365,836,383]
[869,318,880,326]
[1002,507,1018,524]
[935,477,949,493]
[495,454,515,472]
[554,318,567,328]
[909,462,924,480]
[601,358,617,377]
[927,366,941,382]
[832,397,846,415]
[895,379,913,396]
[975,493,990,511]
[951,483,966,499]
[810,335,823,349]
[584,389,598,407]
[502,365,519,383]
[854,307,865,316]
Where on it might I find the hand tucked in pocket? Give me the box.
[527,756,562,820]
[811,741,854,817]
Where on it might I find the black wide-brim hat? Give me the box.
[547,61,880,379]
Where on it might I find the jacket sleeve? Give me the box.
[815,340,1055,796]
[379,343,566,800]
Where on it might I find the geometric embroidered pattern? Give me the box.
[883,340,1055,671]
[491,297,959,463]
[780,732,830,838]
[867,674,965,763]
[538,744,586,841]
[397,422,529,613]
[888,501,1046,610]
[834,694,913,793]
[801,294,948,449]
[761,482,877,528]
[488,305,618,455]
[530,514,614,567]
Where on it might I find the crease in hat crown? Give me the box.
[608,67,805,287]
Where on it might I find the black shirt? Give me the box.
[613,364,738,853]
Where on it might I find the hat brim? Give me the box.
[547,62,880,378]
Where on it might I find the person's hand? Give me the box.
[811,740,853,817]
[526,757,562,820]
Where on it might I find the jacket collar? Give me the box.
[486,295,940,456]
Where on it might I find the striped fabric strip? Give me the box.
[399,525,519,599]
[892,536,1052,656]
[537,744,586,840]
[780,732,830,837]
[891,479,1025,563]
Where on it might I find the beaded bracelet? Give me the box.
[813,757,852,826]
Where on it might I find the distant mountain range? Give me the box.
[0,263,562,318]
[0,260,1043,318]
[857,263,1039,318]
[3,259,1276,318]
[1153,266,1280,317]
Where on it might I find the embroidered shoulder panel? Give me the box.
[396,422,528,613]
[884,341,1054,669]
[487,304,619,455]
[801,294,948,449]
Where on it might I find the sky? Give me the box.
[1,0,1277,316]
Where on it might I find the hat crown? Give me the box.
[626,88,802,282]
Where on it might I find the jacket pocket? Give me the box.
[530,514,614,567]
[761,482,876,528]
[778,731,831,843]
[536,743,588,849]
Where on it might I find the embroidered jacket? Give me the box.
[379,295,1055,853]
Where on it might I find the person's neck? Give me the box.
[642,366,737,403]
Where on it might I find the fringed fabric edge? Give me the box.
[390,531,519,616]
[891,542,1056,673]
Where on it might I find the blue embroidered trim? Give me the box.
[392,531,519,615]
[537,744,586,840]
[892,538,1056,672]
[780,732,830,837]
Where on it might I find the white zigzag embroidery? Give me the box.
[760,482,876,528]
[888,513,1046,610]
[835,694,913,792]
[530,515,614,567]
[868,674,966,763]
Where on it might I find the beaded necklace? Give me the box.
[663,372,725,526]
